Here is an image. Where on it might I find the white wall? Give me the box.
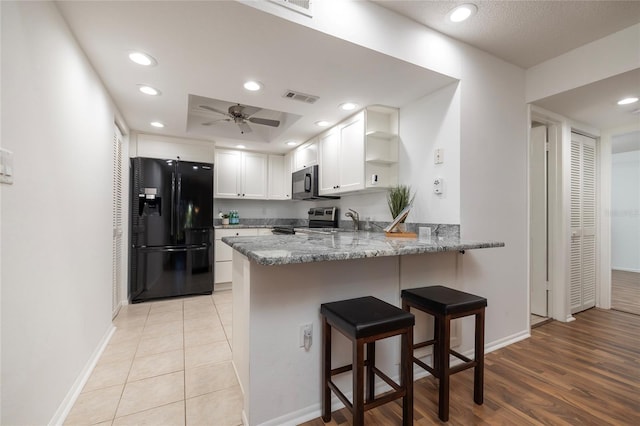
[611,149,640,271]
[248,0,529,356]
[399,82,461,224]
[131,132,215,163]
[1,2,123,424]
[526,23,640,102]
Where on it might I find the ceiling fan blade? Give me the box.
[202,118,231,126]
[200,105,229,116]
[238,122,252,134]
[248,117,280,127]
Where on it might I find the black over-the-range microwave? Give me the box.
[291,165,339,200]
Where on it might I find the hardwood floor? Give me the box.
[611,270,640,316]
[301,308,640,425]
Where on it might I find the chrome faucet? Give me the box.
[345,209,360,231]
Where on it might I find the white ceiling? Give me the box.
[373,0,640,69]
[56,1,640,153]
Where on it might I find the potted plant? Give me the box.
[219,212,230,225]
[387,185,414,232]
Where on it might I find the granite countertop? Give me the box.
[222,231,505,266]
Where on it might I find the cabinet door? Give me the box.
[268,155,286,200]
[294,140,318,171]
[241,152,268,199]
[339,112,365,192]
[214,150,241,198]
[283,152,293,199]
[318,128,340,195]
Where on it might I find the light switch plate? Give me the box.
[434,148,444,164]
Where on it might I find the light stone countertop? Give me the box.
[222,231,504,266]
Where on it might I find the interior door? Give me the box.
[570,132,597,314]
[530,125,548,316]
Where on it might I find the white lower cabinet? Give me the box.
[214,228,272,283]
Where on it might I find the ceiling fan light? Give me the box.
[244,81,262,91]
[617,97,639,105]
[138,85,161,96]
[448,4,477,23]
[129,51,156,66]
[339,102,358,111]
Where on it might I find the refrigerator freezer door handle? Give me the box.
[176,173,182,238]
[170,172,176,237]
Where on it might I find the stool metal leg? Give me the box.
[474,310,485,405]
[353,339,365,426]
[438,315,451,422]
[322,317,331,422]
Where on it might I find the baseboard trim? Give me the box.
[215,282,232,291]
[48,324,116,426]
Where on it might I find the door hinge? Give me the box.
[545,142,550,152]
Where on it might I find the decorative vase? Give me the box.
[222,218,229,225]
[396,223,407,233]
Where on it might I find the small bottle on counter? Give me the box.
[230,210,239,225]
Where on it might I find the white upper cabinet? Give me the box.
[318,112,365,195]
[338,111,365,193]
[293,139,318,171]
[215,149,267,199]
[318,127,340,194]
[268,154,290,200]
[214,149,241,198]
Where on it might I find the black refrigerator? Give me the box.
[129,157,214,303]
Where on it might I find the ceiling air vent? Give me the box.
[283,90,319,104]
[269,0,313,17]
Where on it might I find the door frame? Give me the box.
[529,106,564,322]
[529,124,548,318]
[598,122,640,310]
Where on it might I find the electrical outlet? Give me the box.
[299,323,312,348]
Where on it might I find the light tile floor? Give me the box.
[64,290,242,426]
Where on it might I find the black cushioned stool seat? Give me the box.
[321,296,415,426]
[401,286,487,422]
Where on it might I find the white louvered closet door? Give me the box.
[570,132,596,314]
[112,126,124,318]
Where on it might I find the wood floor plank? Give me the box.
[300,308,640,425]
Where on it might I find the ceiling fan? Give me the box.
[200,104,280,134]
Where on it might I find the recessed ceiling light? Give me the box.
[315,120,330,127]
[138,85,161,96]
[339,102,358,111]
[286,141,298,146]
[128,51,156,66]
[236,144,246,149]
[150,121,164,128]
[244,81,262,91]
[617,97,639,105]
[448,4,477,23]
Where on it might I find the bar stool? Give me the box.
[320,296,415,426]
[401,285,487,422]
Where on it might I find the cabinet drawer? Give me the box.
[215,261,232,283]
[215,228,259,239]
[215,240,233,261]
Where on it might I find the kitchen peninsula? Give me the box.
[223,231,504,425]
